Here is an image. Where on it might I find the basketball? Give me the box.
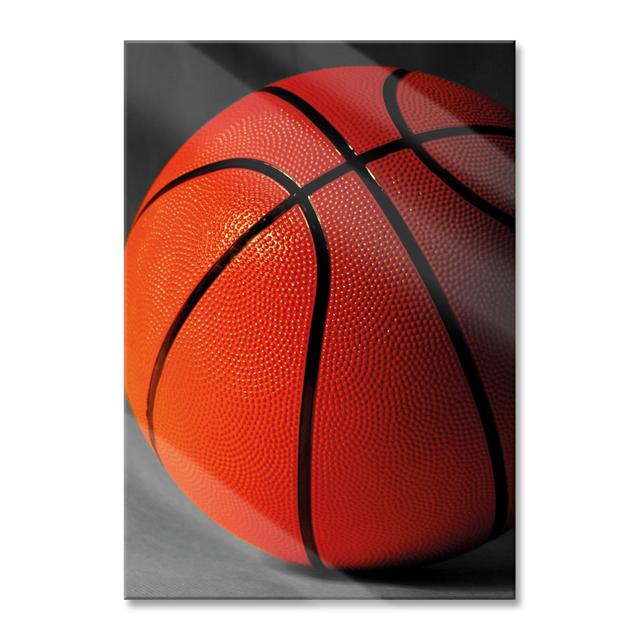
[125,66,515,569]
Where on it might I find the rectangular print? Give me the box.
[125,41,515,599]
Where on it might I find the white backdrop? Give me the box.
[1,1,638,638]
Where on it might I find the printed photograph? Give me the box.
[125,41,516,599]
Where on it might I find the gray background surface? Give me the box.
[125,42,515,599]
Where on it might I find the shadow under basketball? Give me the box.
[262,529,515,591]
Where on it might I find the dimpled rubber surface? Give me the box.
[125,169,290,441]
[153,210,315,564]
[125,65,515,569]
[309,173,495,568]
[369,150,515,528]
[424,135,515,216]
[397,70,514,132]
[274,66,399,154]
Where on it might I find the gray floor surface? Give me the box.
[125,408,515,599]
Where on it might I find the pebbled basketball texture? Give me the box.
[125,66,515,570]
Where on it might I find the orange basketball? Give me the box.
[125,66,515,569]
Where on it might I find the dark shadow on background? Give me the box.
[264,530,515,590]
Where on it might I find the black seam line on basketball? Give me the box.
[145,193,297,454]
[131,126,514,231]
[143,158,309,452]
[141,159,330,569]
[263,83,509,537]
[384,69,515,232]
[385,69,509,535]
[296,197,331,570]
[360,125,514,166]
[133,158,301,227]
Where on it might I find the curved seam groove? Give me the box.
[142,158,330,568]
[132,158,301,228]
[130,129,514,233]
[296,198,331,569]
[145,194,297,454]
[384,68,515,232]
[263,82,509,537]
